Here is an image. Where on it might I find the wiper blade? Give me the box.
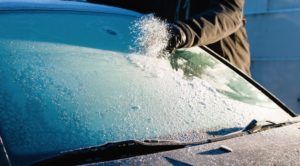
[32,132,247,165]
[32,140,186,166]
[33,119,300,165]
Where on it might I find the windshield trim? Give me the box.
[0,135,11,166]
[200,46,297,117]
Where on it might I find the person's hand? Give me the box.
[165,24,187,54]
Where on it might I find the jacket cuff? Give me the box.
[174,21,193,48]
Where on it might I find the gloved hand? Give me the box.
[165,24,187,54]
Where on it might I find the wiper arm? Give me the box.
[33,119,300,165]
[243,119,300,134]
[32,140,186,166]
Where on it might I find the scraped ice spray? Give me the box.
[130,14,171,58]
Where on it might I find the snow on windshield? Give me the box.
[0,12,292,163]
[0,39,291,156]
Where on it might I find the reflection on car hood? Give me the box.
[103,119,300,165]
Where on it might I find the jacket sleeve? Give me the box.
[176,0,245,48]
[86,0,157,14]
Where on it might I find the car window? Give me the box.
[0,11,293,165]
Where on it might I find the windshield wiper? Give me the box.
[33,119,300,166]
[32,140,186,166]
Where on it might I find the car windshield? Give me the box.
[0,10,293,165]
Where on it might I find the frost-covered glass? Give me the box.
[0,12,292,165]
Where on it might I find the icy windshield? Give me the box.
[0,12,292,165]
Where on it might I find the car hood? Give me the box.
[102,117,300,165]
